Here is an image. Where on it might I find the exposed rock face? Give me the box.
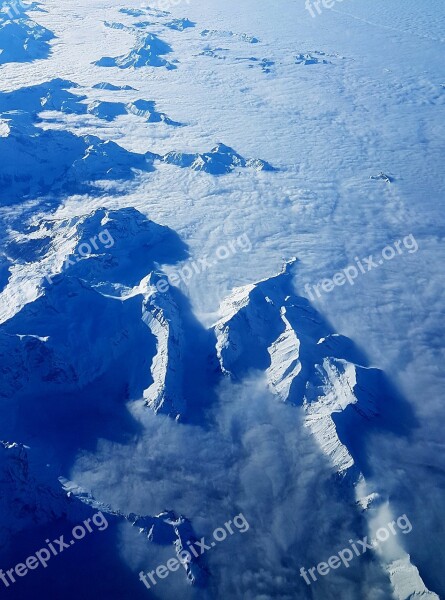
[163,143,276,175]
[0,197,436,596]
[214,258,372,479]
[213,260,438,599]
[94,33,177,70]
[142,272,186,417]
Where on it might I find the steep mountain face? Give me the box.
[0,197,404,447]
[0,441,72,546]
[0,200,436,597]
[1,0,442,598]
[0,111,155,203]
[0,203,210,589]
[0,78,181,125]
[0,205,219,427]
[0,3,54,65]
[163,143,276,174]
[128,510,207,587]
[215,259,375,479]
[94,33,177,70]
[142,272,186,417]
[126,99,182,125]
[0,207,179,324]
[0,79,88,116]
[0,441,206,584]
[213,260,438,599]
[388,557,440,600]
[0,207,190,407]
[0,107,273,204]
[0,276,155,396]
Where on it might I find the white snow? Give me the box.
[0,0,444,598]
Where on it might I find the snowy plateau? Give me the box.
[0,1,444,599]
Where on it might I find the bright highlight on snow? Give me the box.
[0,0,443,599]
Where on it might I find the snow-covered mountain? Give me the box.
[1,0,444,599]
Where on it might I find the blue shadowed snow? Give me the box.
[162,143,276,175]
[0,4,54,64]
[1,1,444,598]
[94,33,177,70]
[92,82,137,91]
[0,111,157,204]
[0,79,88,116]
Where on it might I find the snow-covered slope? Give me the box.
[0,3,54,65]
[0,0,444,598]
[0,441,206,587]
[215,259,387,480]
[214,260,438,599]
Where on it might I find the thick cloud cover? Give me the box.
[71,375,395,599]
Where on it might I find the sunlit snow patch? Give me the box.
[94,33,177,69]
